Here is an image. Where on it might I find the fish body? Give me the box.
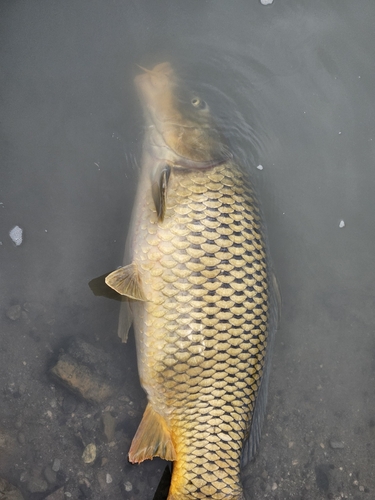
[106,63,277,500]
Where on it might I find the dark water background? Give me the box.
[1,1,375,499]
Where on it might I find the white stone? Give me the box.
[124,481,132,492]
[9,226,23,246]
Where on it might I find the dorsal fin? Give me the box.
[105,263,146,301]
[129,403,176,463]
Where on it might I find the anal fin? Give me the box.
[105,263,146,301]
[129,404,176,463]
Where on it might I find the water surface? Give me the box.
[1,1,375,498]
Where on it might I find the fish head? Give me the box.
[134,62,231,169]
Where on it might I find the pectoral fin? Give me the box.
[129,403,176,463]
[152,165,171,222]
[105,263,146,301]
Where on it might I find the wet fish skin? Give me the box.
[106,62,275,500]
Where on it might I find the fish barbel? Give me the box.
[106,62,278,500]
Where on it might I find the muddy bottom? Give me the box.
[1,293,374,500]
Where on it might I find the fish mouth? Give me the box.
[134,62,175,89]
[134,62,177,116]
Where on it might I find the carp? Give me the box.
[106,62,278,500]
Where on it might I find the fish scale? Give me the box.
[132,162,269,499]
[105,62,276,500]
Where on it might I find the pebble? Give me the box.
[124,481,132,492]
[272,482,278,490]
[79,483,92,498]
[52,458,61,472]
[82,443,97,464]
[260,0,274,4]
[83,417,97,432]
[17,432,26,445]
[19,472,28,483]
[18,383,26,395]
[257,164,264,170]
[27,476,48,493]
[9,226,23,246]
[97,472,107,490]
[106,474,112,484]
[44,465,57,485]
[118,395,130,403]
[6,305,22,321]
[339,220,345,228]
[330,440,344,449]
[102,411,116,442]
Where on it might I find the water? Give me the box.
[1,1,375,498]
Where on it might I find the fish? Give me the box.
[105,62,279,500]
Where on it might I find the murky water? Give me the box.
[1,1,375,499]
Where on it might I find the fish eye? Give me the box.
[191,97,207,110]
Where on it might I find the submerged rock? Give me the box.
[0,478,24,500]
[27,476,48,493]
[50,354,114,403]
[43,487,64,500]
[50,339,122,403]
[43,465,57,485]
